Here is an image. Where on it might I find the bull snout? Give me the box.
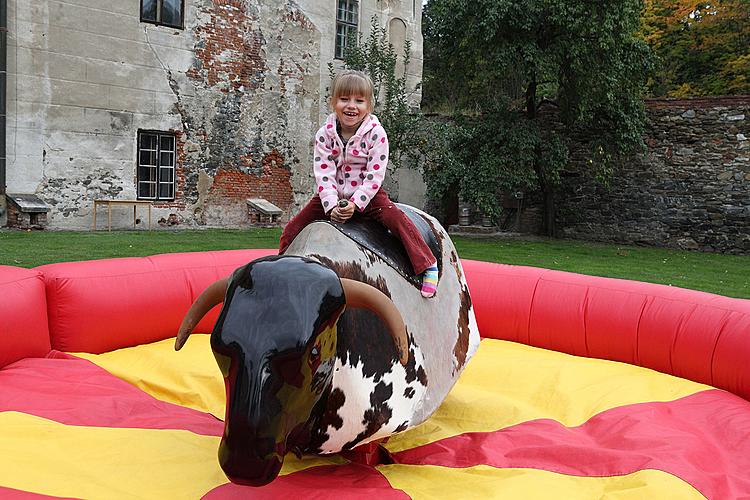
[218,436,283,486]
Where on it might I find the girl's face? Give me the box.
[334,94,369,132]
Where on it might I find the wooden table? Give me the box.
[92,199,152,231]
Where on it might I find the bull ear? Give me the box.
[340,278,408,365]
[175,277,229,351]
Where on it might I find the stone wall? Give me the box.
[558,96,750,254]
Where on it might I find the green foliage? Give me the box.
[422,0,654,233]
[641,0,750,96]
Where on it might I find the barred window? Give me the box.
[335,0,359,59]
[141,0,184,29]
[138,131,175,201]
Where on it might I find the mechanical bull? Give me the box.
[175,205,480,486]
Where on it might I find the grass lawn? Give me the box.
[1,228,748,299]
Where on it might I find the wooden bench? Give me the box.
[92,199,152,231]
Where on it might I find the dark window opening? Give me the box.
[335,0,358,59]
[138,131,176,201]
[141,0,184,29]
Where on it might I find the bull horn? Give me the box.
[340,278,409,365]
[175,277,229,351]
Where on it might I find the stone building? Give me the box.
[0,0,424,229]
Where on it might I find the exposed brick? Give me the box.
[186,1,266,92]
[204,150,294,218]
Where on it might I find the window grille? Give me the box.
[335,0,358,59]
[141,0,184,29]
[138,131,176,201]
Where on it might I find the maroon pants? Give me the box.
[279,190,435,275]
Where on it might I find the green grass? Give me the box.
[0,229,282,267]
[1,229,748,299]
[453,236,750,299]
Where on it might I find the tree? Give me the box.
[422,0,654,235]
[641,0,750,96]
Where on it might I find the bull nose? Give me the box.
[218,438,284,486]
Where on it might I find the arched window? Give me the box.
[389,18,407,75]
[335,0,359,59]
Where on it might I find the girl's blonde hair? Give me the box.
[330,70,374,112]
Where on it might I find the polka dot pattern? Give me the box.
[313,114,388,210]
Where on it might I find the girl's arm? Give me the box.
[312,127,340,214]
[350,124,388,211]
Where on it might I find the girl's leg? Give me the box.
[364,191,439,297]
[279,196,328,254]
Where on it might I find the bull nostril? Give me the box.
[219,439,284,486]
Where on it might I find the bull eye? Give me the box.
[311,346,320,359]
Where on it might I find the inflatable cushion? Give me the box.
[0,266,50,368]
[462,260,750,401]
[36,249,275,353]
[2,337,749,498]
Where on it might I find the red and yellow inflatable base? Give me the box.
[1,250,749,499]
[3,336,749,498]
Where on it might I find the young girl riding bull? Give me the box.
[279,70,438,297]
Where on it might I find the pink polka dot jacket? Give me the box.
[313,113,389,213]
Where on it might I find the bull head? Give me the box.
[175,255,407,486]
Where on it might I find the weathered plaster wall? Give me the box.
[177,0,320,226]
[558,96,750,254]
[7,0,322,229]
[5,0,423,230]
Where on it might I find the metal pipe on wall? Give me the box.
[0,0,6,207]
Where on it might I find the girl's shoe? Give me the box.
[421,262,438,298]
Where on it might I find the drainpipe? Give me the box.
[0,0,6,219]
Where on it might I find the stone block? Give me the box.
[54,0,138,16]
[46,25,154,66]
[17,0,87,29]
[12,75,49,103]
[85,10,144,41]
[132,113,182,133]
[82,108,135,134]
[15,48,87,81]
[6,155,45,193]
[153,92,179,115]
[49,79,110,109]
[109,87,156,114]
[44,130,134,161]
[86,59,173,94]
[142,26,192,50]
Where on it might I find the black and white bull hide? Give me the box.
[176,205,480,486]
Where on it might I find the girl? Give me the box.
[279,70,438,298]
